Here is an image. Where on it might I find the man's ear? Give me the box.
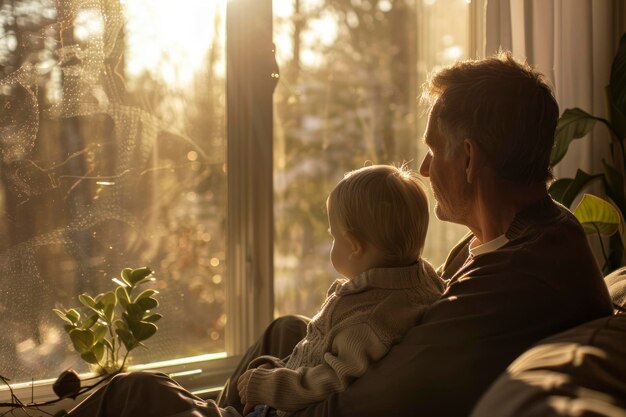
[344,231,364,259]
[463,138,483,183]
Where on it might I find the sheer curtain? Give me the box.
[484,0,625,179]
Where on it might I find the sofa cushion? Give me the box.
[470,313,626,417]
[605,267,626,313]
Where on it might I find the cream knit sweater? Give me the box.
[244,261,444,415]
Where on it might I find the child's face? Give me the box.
[327,200,357,279]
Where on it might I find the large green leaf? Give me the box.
[550,108,598,166]
[69,328,95,353]
[548,169,602,207]
[573,194,621,236]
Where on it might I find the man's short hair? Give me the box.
[423,51,559,184]
[328,164,429,262]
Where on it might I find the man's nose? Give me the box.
[419,153,431,177]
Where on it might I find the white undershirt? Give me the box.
[469,234,509,257]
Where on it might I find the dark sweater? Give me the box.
[293,197,613,417]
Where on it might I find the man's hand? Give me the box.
[238,369,255,414]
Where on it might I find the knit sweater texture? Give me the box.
[293,197,614,417]
[244,261,444,414]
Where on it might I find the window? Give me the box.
[0,0,229,385]
[273,0,470,318]
[0,0,476,407]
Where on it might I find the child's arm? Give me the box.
[242,322,389,413]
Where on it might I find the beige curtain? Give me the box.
[484,0,625,180]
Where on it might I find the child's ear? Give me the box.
[344,231,364,259]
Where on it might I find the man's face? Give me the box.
[419,111,472,225]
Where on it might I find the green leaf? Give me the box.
[136,297,158,311]
[69,328,95,353]
[574,194,622,236]
[114,319,128,332]
[144,313,163,323]
[81,314,99,330]
[121,268,133,287]
[134,289,158,303]
[53,309,73,325]
[125,303,144,320]
[100,291,117,307]
[80,351,99,364]
[550,108,598,166]
[128,320,158,342]
[92,324,107,342]
[129,267,153,286]
[548,169,603,208]
[116,286,130,309]
[92,342,105,362]
[103,303,115,322]
[78,294,96,309]
[602,160,626,215]
[115,328,136,351]
[65,309,80,324]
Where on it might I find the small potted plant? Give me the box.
[53,267,162,375]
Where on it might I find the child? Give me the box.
[237,164,444,417]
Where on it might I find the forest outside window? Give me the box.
[0,0,474,401]
[273,0,470,319]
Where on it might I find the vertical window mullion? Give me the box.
[226,0,276,356]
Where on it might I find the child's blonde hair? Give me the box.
[328,164,429,262]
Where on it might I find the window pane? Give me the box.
[273,0,468,318]
[0,0,226,382]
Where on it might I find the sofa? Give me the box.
[470,268,626,417]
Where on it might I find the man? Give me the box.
[68,52,613,417]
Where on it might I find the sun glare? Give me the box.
[124,0,226,86]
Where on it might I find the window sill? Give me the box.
[0,353,240,414]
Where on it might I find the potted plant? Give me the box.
[53,267,162,375]
[548,32,626,272]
